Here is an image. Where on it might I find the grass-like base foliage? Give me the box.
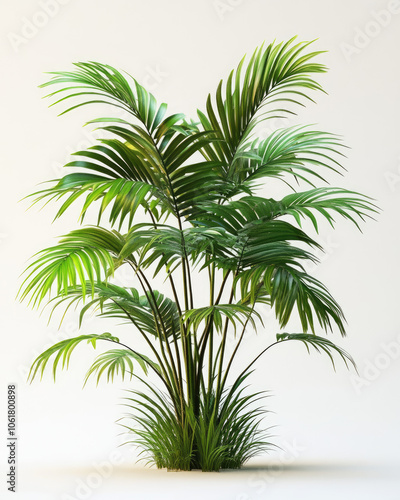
[122,375,270,472]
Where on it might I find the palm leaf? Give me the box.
[40,63,226,221]
[41,61,166,131]
[121,223,233,275]
[18,227,125,307]
[231,126,345,189]
[198,38,326,169]
[45,281,181,341]
[98,286,181,341]
[266,266,346,335]
[276,187,378,232]
[28,332,120,382]
[84,349,156,385]
[183,304,262,333]
[275,332,356,370]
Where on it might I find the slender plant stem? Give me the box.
[213,286,235,404]
[198,270,231,351]
[194,268,231,412]
[142,118,194,406]
[106,300,180,411]
[207,260,215,392]
[219,303,256,394]
[225,339,292,404]
[147,209,185,411]
[127,261,181,403]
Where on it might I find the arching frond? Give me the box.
[120,223,234,275]
[266,266,346,335]
[198,38,327,168]
[98,286,181,341]
[40,62,228,222]
[30,175,156,227]
[18,227,125,307]
[183,304,261,333]
[195,187,376,234]
[275,187,378,231]
[41,61,167,132]
[275,332,356,370]
[231,126,345,189]
[44,282,181,341]
[84,349,156,385]
[28,332,120,382]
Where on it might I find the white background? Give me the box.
[1,0,400,498]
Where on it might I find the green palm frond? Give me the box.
[121,223,233,275]
[183,304,262,333]
[275,332,356,370]
[28,332,120,382]
[276,187,378,231]
[18,227,126,307]
[194,188,376,234]
[198,38,326,168]
[234,227,318,273]
[194,198,321,247]
[19,246,112,308]
[235,262,346,335]
[84,349,156,385]
[30,127,225,226]
[232,126,345,189]
[45,282,181,341]
[31,174,159,228]
[38,61,227,223]
[266,266,346,335]
[41,61,166,131]
[105,125,223,218]
[192,198,323,281]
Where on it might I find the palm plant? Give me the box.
[19,38,376,471]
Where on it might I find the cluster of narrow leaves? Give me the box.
[20,38,376,471]
[122,373,270,471]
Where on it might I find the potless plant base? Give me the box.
[20,38,377,472]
